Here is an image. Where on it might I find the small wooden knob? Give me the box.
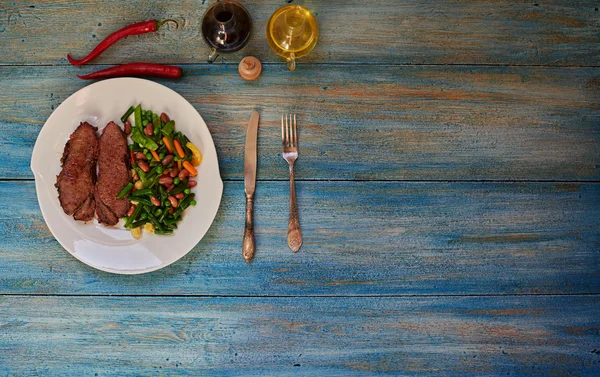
[238,56,262,80]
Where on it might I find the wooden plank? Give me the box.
[1,1,599,66]
[2,181,598,296]
[1,65,599,181]
[1,295,598,375]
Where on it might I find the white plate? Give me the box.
[30,78,223,274]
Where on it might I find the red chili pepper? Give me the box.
[67,19,178,66]
[77,63,182,80]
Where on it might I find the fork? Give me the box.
[282,114,302,252]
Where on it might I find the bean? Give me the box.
[160,112,170,124]
[133,172,139,181]
[144,123,154,136]
[121,106,135,123]
[124,120,132,135]
[135,152,147,160]
[175,192,185,200]
[178,169,190,181]
[150,196,161,207]
[187,180,197,188]
[137,160,150,173]
[126,205,136,217]
[159,176,173,186]
[129,196,153,207]
[167,195,179,208]
[170,166,179,178]
[169,207,175,215]
[161,154,174,166]
[167,184,175,192]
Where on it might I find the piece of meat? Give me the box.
[95,198,119,226]
[56,122,98,221]
[95,121,130,226]
[73,194,96,221]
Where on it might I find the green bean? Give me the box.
[154,229,174,235]
[144,174,160,190]
[128,196,153,207]
[132,188,152,196]
[158,209,169,223]
[173,194,195,218]
[116,183,133,198]
[125,204,144,228]
[143,207,166,232]
[121,106,135,123]
[134,105,142,130]
[169,182,188,195]
[130,219,149,228]
[163,216,182,226]
[153,115,161,135]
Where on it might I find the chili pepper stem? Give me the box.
[156,19,179,29]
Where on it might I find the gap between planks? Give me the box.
[3,178,600,183]
[2,293,600,298]
[0,63,599,68]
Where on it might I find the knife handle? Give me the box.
[242,194,255,262]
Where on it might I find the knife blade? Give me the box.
[242,111,259,262]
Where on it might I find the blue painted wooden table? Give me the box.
[1,1,599,375]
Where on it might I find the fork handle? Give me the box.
[287,164,302,252]
[242,194,255,262]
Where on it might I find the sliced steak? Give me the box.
[95,121,130,226]
[73,194,96,221]
[56,122,98,221]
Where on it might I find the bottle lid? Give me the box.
[238,56,262,80]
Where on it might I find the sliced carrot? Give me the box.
[150,150,160,162]
[182,161,198,177]
[177,160,182,171]
[173,139,185,158]
[162,137,173,153]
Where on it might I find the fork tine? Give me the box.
[284,114,288,146]
[281,114,285,145]
[293,114,297,147]
[286,114,291,147]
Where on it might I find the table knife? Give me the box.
[242,111,259,262]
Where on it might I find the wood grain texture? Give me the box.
[2,181,598,296]
[1,0,599,66]
[1,64,599,181]
[1,295,599,376]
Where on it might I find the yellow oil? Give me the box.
[266,5,318,66]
